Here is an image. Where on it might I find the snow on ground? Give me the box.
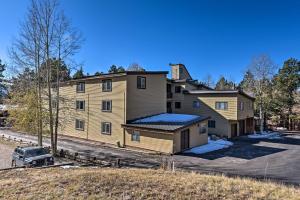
[133,113,200,123]
[184,138,233,155]
[248,131,282,139]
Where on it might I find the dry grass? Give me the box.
[0,168,299,200]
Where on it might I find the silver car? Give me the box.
[12,146,54,167]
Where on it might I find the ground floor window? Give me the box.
[199,123,207,134]
[131,130,140,142]
[101,122,111,135]
[208,120,216,128]
[175,102,181,109]
[75,119,85,131]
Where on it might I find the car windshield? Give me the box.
[25,148,48,157]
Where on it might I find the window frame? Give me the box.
[193,100,200,108]
[101,100,112,112]
[75,119,85,131]
[175,86,182,93]
[137,76,146,89]
[76,100,85,111]
[215,102,228,110]
[102,79,112,92]
[175,102,181,109]
[76,82,85,93]
[208,120,216,128]
[131,130,140,142]
[101,122,111,135]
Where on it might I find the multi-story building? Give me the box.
[167,64,255,138]
[58,71,209,154]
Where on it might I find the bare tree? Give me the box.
[127,63,145,71]
[202,74,215,88]
[248,54,277,133]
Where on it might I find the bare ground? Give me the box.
[0,140,16,169]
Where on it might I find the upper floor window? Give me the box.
[215,102,228,110]
[193,100,200,108]
[102,79,112,92]
[131,130,140,142]
[75,119,85,131]
[76,100,85,111]
[175,102,181,109]
[102,100,112,112]
[239,102,244,111]
[101,122,111,135]
[208,120,216,128]
[175,86,182,93]
[76,82,85,93]
[137,76,146,89]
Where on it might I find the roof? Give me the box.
[122,113,209,132]
[169,63,193,80]
[167,79,213,90]
[183,90,255,100]
[66,71,169,82]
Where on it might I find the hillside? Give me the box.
[0,168,299,200]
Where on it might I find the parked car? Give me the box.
[11,146,54,168]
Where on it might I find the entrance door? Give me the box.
[167,102,172,113]
[239,120,245,135]
[181,129,190,150]
[231,123,238,137]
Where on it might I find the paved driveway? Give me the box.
[174,132,300,185]
[1,129,299,185]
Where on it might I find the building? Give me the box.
[58,71,209,153]
[167,64,255,138]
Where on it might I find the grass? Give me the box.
[0,168,299,200]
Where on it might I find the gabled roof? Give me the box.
[183,90,255,100]
[122,113,209,132]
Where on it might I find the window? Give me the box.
[101,122,111,135]
[175,102,181,109]
[193,100,200,108]
[102,100,112,112]
[131,130,140,142]
[76,100,85,111]
[137,76,146,89]
[102,79,112,92]
[175,86,182,93]
[208,120,216,128]
[75,119,85,131]
[76,82,85,93]
[215,102,228,110]
[239,102,244,111]
[199,124,207,134]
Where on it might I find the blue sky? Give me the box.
[0,0,300,82]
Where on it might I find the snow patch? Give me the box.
[60,165,79,169]
[248,131,282,139]
[184,138,233,155]
[133,113,200,123]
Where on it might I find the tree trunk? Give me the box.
[54,56,61,154]
[259,105,264,133]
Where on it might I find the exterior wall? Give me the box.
[171,65,191,80]
[59,76,127,146]
[173,121,208,153]
[126,74,167,120]
[124,128,174,153]
[178,95,231,137]
[237,94,254,119]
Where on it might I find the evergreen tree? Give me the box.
[0,59,6,101]
[239,70,255,94]
[215,76,235,90]
[273,58,300,130]
[108,65,126,73]
[73,66,85,79]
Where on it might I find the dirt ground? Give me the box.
[0,141,16,169]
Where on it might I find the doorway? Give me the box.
[231,123,238,137]
[181,129,190,150]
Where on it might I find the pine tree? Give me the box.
[73,66,85,79]
[0,59,6,102]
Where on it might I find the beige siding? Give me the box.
[59,76,127,145]
[177,95,230,137]
[173,121,208,153]
[126,74,167,120]
[237,94,254,119]
[124,129,174,153]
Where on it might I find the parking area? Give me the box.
[0,129,299,185]
[175,132,300,185]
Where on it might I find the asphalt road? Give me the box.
[0,129,299,185]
